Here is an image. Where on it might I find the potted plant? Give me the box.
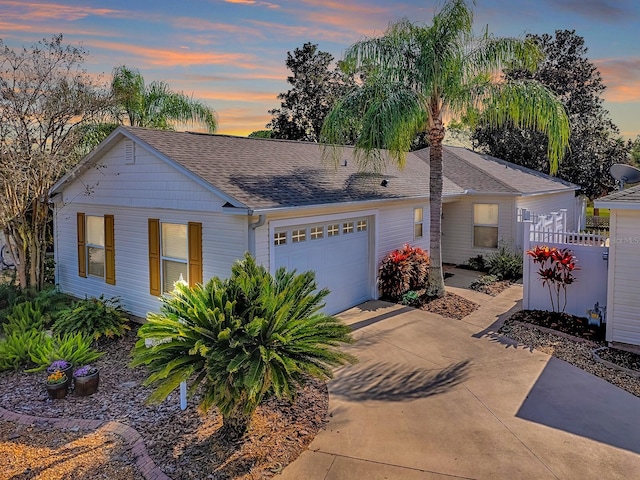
[73,365,99,396]
[47,360,72,389]
[46,370,68,399]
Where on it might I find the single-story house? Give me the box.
[595,186,640,352]
[50,126,578,317]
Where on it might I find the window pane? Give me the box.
[414,224,423,239]
[310,226,323,239]
[162,223,187,259]
[274,232,287,246]
[357,220,367,232]
[163,259,188,293]
[327,224,339,237]
[86,216,104,246]
[474,226,498,248]
[474,204,499,225]
[88,247,104,277]
[343,222,354,234]
[414,208,423,223]
[292,229,306,243]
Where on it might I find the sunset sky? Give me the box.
[2,0,639,138]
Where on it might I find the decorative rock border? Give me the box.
[508,320,599,346]
[592,347,640,379]
[0,406,171,480]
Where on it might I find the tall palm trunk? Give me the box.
[427,120,446,298]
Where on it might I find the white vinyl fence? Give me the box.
[522,222,609,318]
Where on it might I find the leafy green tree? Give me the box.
[321,0,569,298]
[630,136,640,167]
[131,254,354,439]
[248,129,273,138]
[0,35,110,289]
[268,43,354,142]
[473,30,627,199]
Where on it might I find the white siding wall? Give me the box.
[442,196,515,265]
[606,210,640,346]
[54,203,248,319]
[376,203,430,264]
[516,191,576,232]
[61,139,228,212]
[252,201,430,299]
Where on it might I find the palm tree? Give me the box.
[321,0,570,298]
[111,65,217,132]
[130,253,354,439]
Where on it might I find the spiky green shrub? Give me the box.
[0,330,43,370]
[26,332,103,371]
[53,295,130,341]
[378,244,430,301]
[486,241,523,280]
[2,301,47,335]
[131,253,355,439]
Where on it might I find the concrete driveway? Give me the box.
[279,285,640,479]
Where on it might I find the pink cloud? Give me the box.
[0,1,120,21]
[595,57,640,102]
[225,0,280,8]
[83,40,260,69]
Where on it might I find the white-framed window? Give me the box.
[161,223,188,293]
[414,208,423,240]
[473,204,499,248]
[292,229,306,243]
[310,226,324,239]
[327,224,340,237]
[343,221,354,234]
[86,216,105,278]
[356,219,367,232]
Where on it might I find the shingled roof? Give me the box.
[53,126,577,210]
[595,184,640,210]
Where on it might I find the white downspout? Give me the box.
[248,213,266,257]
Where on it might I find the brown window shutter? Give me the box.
[188,222,202,286]
[148,219,161,296]
[104,215,115,285]
[77,213,86,278]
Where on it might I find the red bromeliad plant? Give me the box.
[378,244,430,301]
[527,246,579,313]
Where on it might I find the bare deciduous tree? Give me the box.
[0,34,109,289]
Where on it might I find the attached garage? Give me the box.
[271,215,373,314]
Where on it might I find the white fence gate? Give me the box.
[522,221,609,318]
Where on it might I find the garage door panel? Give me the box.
[274,217,372,314]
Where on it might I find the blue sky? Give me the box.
[1,0,639,138]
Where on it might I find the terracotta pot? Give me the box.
[46,382,67,399]
[74,370,99,396]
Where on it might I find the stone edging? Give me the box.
[592,347,640,379]
[0,406,171,480]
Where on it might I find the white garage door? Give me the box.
[273,216,372,315]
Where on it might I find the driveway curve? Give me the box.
[279,285,640,480]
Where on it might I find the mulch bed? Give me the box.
[0,325,329,480]
[508,309,605,341]
[503,309,640,379]
[420,292,479,320]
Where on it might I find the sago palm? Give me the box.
[322,0,570,298]
[130,253,355,439]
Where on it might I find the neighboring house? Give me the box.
[595,187,640,352]
[50,126,578,317]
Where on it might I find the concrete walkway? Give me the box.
[279,283,640,480]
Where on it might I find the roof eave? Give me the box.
[594,200,640,210]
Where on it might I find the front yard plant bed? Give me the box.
[508,309,605,341]
[0,324,329,480]
[500,316,640,398]
[420,292,479,320]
